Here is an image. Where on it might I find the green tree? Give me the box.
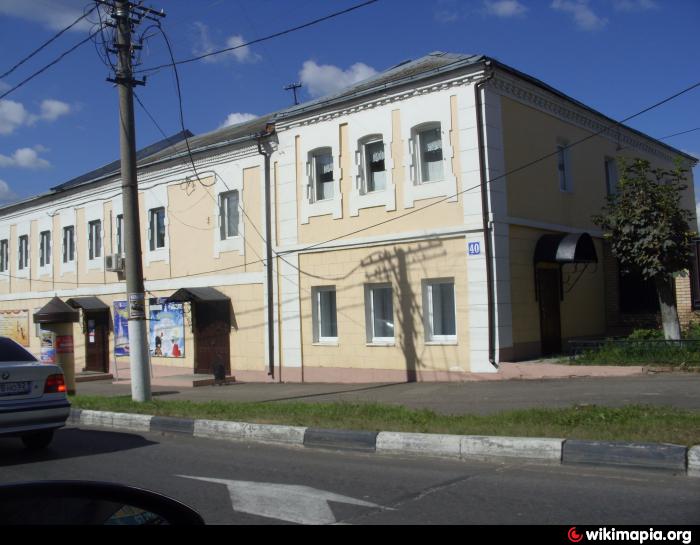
[592,158,696,340]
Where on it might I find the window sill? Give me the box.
[366,341,395,347]
[425,340,458,346]
[312,341,339,347]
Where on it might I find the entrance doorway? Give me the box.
[536,267,562,356]
[84,310,110,372]
[193,301,231,375]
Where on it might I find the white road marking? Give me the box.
[177,475,387,524]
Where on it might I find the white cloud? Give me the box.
[0,98,70,135]
[551,0,608,30]
[612,0,657,11]
[434,0,462,22]
[0,146,51,169]
[299,61,378,98]
[484,0,528,17]
[219,112,257,129]
[0,0,93,32]
[0,179,14,201]
[192,22,260,64]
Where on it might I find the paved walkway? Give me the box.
[76,372,700,415]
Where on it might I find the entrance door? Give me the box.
[84,310,109,372]
[193,301,231,375]
[537,267,562,356]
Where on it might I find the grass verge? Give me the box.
[70,396,700,446]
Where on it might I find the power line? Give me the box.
[0,4,97,81]
[134,0,380,74]
[659,127,700,140]
[0,28,103,101]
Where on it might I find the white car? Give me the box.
[0,336,70,449]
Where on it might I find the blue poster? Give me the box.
[113,300,130,357]
[149,298,185,358]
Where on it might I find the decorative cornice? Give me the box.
[491,75,678,163]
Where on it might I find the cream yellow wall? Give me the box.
[501,96,694,229]
[509,225,607,357]
[298,237,470,374]
[296,98,465,246]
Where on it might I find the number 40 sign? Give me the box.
[468,241,481,256]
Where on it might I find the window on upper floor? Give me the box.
[148,207,166,251]
[359,136,387,194]
[62,226,75,263]
[605,157,618,196]
[557,143,572,192]
[309,147,334,202]
[39,230,51,268]
[18,235,29,270]
[115,214,124,256]
[423,279,457,342]
[366,283,394,343]
[0,239,8,273]
[88,220,102,260]
[312,286,338,343]
[219,190,240,240]
[413,123,444,184]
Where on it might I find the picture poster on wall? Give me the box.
[113,300,129,357]
[148,298,185,358]
[0,309,30,346]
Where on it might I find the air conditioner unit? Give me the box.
[105,254,125,272]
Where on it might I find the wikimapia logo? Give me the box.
[567,527,693,544]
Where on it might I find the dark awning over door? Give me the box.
[166,287,230,304]
[33,296,79,324]
[534,232,598,264]
[66,297,109,312]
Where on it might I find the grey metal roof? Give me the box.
[166,287,230,303]
[66,297,110,312]
[33,297,79,324]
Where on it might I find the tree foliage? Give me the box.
[592,158,695,280]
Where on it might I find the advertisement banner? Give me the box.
[40,330,56,364]
[0,309,30,347]
[113,300,129,357]
[148,298,185,358]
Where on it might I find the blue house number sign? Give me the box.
[468,241,481,256]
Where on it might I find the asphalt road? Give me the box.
[1,426,699,525]
[77,374,700,415]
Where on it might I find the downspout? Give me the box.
[256,124,276,379]
[474,65,498,369]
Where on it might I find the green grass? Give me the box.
[69,395,700,446]
[571,343,700,367]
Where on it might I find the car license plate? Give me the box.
[0,381,31,396]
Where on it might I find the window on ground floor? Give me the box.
[312,286,338,342]
[423,279,456,341]
[366,284,394,342]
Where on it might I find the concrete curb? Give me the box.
[68,409,699,476]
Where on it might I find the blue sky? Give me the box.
[0,0,698,209]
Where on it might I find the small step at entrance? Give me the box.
[112,373,236,388]
[76,371,114,383]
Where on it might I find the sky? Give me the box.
[0,0,698,211]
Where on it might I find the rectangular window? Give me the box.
[149,207,166,251]
[605,157,618,196]
[367,284,394,342]
[88,220,101,260]
[312,150,334,201]
[312,287,338,342]
[18,235,29,270]
[418,125,444,183]
[424,280,456,341]
[364,140,386,193]
[62,226,75,263]
[0,239,8,272]
[557,144,572,192]
[116,215,124,255]
[39,230,51,267]
[219,191,239,240]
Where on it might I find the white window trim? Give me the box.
[84,204,104,271]
[147,207,167,252]
[348,105,396,216]
[0,225,9,282]
[422,278,458,343]
[112,196,124,259]
[218,190,241,244]
[299,124,342,224]
[312,286,338,344]
[15,222,30,279]
[211,164,245,257]
[38,230,52,277]
[402,92,457,209]
[557,139,573,193]
[59,209,76,276]
[144,186,169,265]
[365,283,395,344]
[605,156,618,196]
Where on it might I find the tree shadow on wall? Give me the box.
[361,240,446,382]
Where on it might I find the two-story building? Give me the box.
[0,52,696,382]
